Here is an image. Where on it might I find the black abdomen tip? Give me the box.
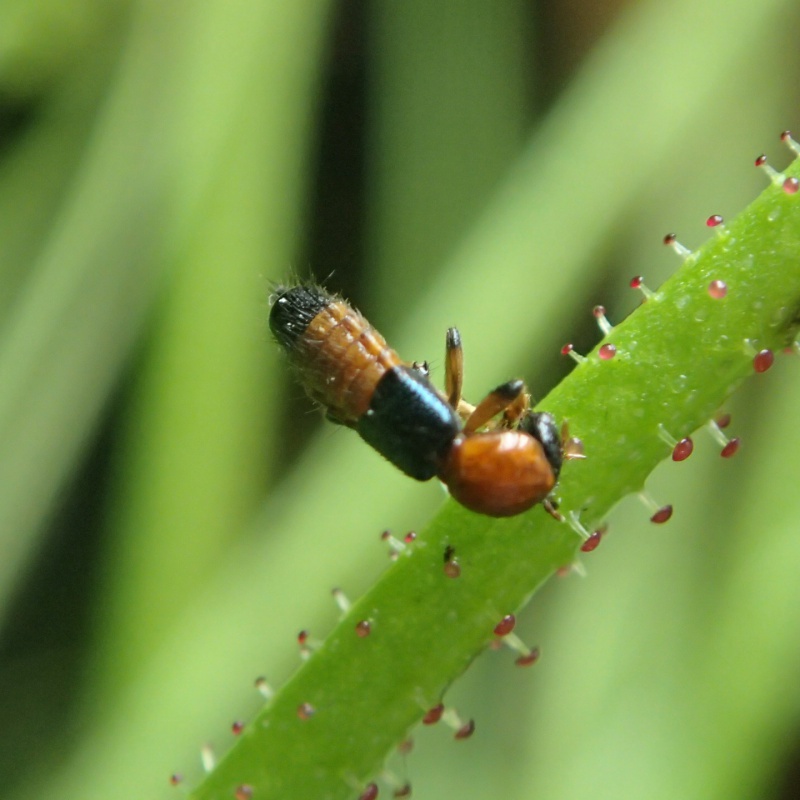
[269,285,333,350]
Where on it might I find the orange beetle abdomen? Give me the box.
[296,300,401,423]
[437,430,556,517]
[271,286,402,425]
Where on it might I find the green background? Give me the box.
[1,1,799,798]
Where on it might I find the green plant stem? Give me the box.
[190,157,800,800]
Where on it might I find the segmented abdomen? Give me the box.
[270,285,401,425]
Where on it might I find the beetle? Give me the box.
[269,284,572,517]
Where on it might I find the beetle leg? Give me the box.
[444,327,464,410]
[463,379,526,434]
[502,390,530,428]
[543,497,563,521]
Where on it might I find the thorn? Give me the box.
[200,743,215,773]
[331,587,351,614]
[380,530,408,560]
[706,419,740,458]
[781,129,800,156]
[755,153,788,187]
[565,510,591,541]
[657,424,694,461]
[663,232,692,258]
[593,305,613,335]
[297,630,320,660]
[638,491,673,524]
[580,523,608,552]
[254,676,274,700]
[561,342,586,364]
[630,275,655,300]
[495,627,541,667]
[441,707,475,740]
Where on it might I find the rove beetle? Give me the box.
[269,284,576,517]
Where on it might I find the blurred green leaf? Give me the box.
[1,0,799,799]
